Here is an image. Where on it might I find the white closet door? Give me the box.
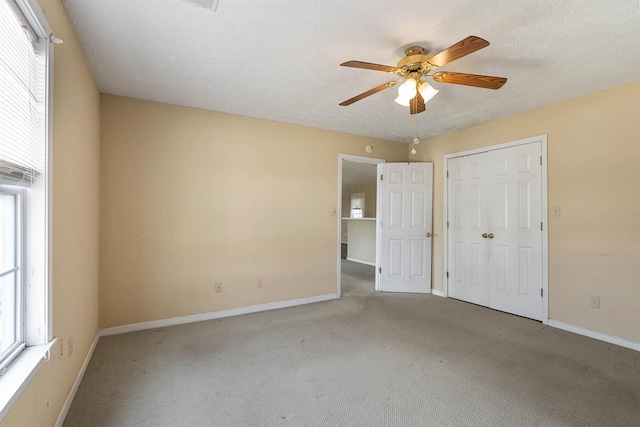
[447,155,489,306]
[447,141,543,320]
[486,143,543,320]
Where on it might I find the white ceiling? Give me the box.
[62,0,640,143]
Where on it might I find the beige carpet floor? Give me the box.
[63,261,640,426]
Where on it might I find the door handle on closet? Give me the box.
[425,232,432,238]
[482,233,495,239]
[482,233,488,238]
[487,233,494,239]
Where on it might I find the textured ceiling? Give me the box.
[62,0,640,143]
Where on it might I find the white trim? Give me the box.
[337,154,385,298]
[442,135,549,323]
[54,333,100,427]
[375,164,382,291]
[540,137,549,324]
[100,293,338,337]
[431,289,445,297]
[441,158,449,297]
[346,257,375,267]
[548,320,640,352]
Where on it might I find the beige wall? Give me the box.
[414,81,640,342]
[341,183,377,218]
[99,95,408,328]
[0,1,101,426]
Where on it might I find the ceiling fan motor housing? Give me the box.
[397,46,435,76]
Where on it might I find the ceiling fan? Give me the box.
[339,36,507,115]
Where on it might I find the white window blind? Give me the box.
[0,0,45,187]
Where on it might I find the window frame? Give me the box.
[0,0,54,420]
[0,186,25,373]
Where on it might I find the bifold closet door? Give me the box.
[448,153,490,306]
[486,143,543,320]
[447,142,543,320]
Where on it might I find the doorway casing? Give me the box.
[337,154,385,297]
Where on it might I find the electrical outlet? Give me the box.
[215,282,223,293]
[590,295,600,309]
[552,205,561,217]
[257,278,263,288]
[69,337,74,357]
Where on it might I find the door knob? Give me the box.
[425,232,432,237]
[482,233,488,238]
[487,233,494,239]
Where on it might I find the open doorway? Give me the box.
[337,154,384,297]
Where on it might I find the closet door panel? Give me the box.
[486,143,543,320]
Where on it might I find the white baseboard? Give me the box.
[54,332,100,427]
[431,289,445,297]
[345,257,376,267]
[100,293,339,337]
[548,319,640,352]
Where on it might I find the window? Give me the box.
[0,0,51,377]
[0,188,23,367]
[350,193,365,218]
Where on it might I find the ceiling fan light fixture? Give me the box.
[339,36,507,115]
[395,78,418,106]
[397,78,417,99]
[418,81,439,103]
[394,95,411,107]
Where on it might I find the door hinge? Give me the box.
[446,171,449,178]
[446,271,449,279]
[541,222,543,231]
[447,221,450,229]
[541,288,543,297]
[380,174,383,181]
[540,156,542,165]
[378,267,382,274]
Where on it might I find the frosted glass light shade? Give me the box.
[397,78,417,99]
[418,81,439,103]
[394,96,411,106]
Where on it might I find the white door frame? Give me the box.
[442,135,549,324]
[337,154,385,297]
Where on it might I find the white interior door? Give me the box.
[486,143,543,320]
[378,162,433,293]
[447,154,490,306]
[447,142,543,320]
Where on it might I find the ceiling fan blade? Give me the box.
[339,81,397,106]
[432,72,507,89]
[426,36,490,67]
[340,61,398,73]
[410,91,425,115]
